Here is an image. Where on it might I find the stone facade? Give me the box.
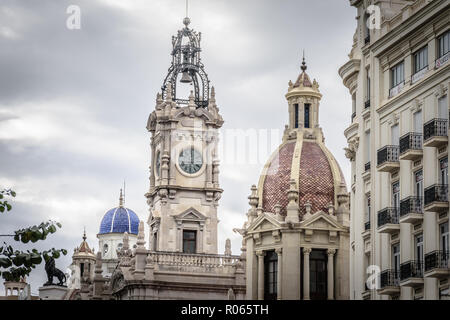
[339,0,450,300]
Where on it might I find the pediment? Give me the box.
[301,211,343,231]
[174,208,207,221]
[247,213,281,233]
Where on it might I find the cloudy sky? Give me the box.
[0,0,355,295]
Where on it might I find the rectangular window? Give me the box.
[415,234,424,263]
[391,62,404,88]
[264,251,278,300]
[438,30,450,58]
[365,195,371,228]
[440,222,449,253]
[182,230,197,254]
[391,124,399,145]
[392,243,400,275]
[365,131,371,162]
[392,182,400,210]
[414,46,428,73]
[438,95,448,120]
[80,263,85,277]
[415,170,423,197]
[366,70,371,101]
[304,104,310,128]
[414,111,423,134]
[440,157,448,185]
[294,104,299,129]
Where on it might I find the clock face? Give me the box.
[155,151,161,176]
[178,147,203,174]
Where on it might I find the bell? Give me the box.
[180,71,192,84]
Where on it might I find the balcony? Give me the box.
[423,118,448,148]
[389,81,405,98]
[400,260,424,287]
[424,250,450,278]
[377,145,400,172]
[424,184,448,213]
[378,269,400,296]
[399,133,423,161]
[411,67,428,85]
[364,99,371,109]
[399,196,423,224]
[435,51,449,69]
[377,207,399,234]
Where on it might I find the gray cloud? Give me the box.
[0,0,355,294]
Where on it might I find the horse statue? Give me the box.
[43,256,67,286]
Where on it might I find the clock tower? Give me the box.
[145,17,224,255]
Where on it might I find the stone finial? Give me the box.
[274,204,284,221]
[166,82,173,101]
[156,92,162,105]
[328,202,334,215]
[227,288,236,300]
[95,252,103,274]
[137,221,146,249]
[188,90,196,108]
[287,179,298,204]
[122,232,129,251]
[305,201,312,215]
[224,239,232,256]
[210,86,216,102]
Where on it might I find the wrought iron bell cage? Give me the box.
[161,18,210,108]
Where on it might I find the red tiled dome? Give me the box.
[261,140,345,217]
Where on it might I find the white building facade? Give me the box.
[339,0,450,300]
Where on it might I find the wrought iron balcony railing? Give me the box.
[400,260,424,280]
[424,184,448,206]
[424,118,448,142]
[399,133,422,154]
[400,196,423,217]
[364,161,371,172]
[425,250,450,272]
[377,207,399,227]
[380,269,400,288]
[377,145,399,166]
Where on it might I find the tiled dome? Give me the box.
[261,140,346,217]
[99,206,139,235]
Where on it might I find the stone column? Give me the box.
[276,248,282,300]
[303,248,311,300]
[256,250,265,300]
[327,249,336,300]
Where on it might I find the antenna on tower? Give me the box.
[186,0,189,17]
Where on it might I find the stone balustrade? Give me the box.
[148,251,242,269]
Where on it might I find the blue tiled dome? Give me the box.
[99,206,139,235]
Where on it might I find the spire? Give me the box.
[82,227,87,241]
[183,0,191,27]
[119,188,124,207]
[301,50,307,72]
